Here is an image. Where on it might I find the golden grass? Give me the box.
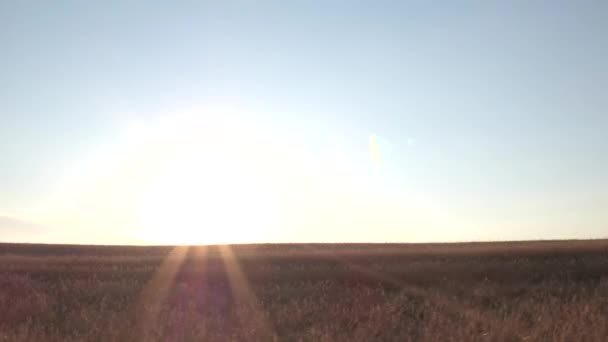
[1,240,607,341]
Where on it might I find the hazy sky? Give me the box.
[1,1,606,244]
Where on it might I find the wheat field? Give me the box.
[1,241,608,341]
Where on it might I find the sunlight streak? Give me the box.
[133,245,189,339]
[218,245,277,340]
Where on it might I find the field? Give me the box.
[1,240,608,341]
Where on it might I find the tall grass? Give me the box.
[1,241,607,341]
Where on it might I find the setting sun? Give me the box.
[110,107,286,245]
[135,153,280,245]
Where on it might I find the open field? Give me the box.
[1,240,608,341]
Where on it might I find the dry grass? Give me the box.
[1,240,608,341]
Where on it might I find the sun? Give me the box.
[129,108,282,245]
[136,155,279,245]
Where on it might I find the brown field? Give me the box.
[1,240,608,341]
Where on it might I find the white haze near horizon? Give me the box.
[1,1,606,244]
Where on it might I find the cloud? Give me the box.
[0,216,46,235]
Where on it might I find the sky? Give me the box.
[1,1,606,245]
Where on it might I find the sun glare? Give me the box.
[132,110,281,245]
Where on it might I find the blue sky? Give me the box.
[1,1,606,244]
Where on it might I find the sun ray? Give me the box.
[218,245,277,340]
[133,245,189,339]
